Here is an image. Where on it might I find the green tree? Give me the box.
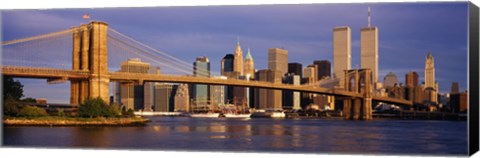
[3,77,24,100]
[21,97,37,103]
[17,105,48,117]
[78,97,120,118]
[4,96,22,116]
[78,97,104,118]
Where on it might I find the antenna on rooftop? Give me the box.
[368,6,371,27]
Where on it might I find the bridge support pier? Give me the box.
[70,21,110,105]
[343,69,373,120]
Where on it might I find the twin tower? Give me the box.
[70,21,110,105]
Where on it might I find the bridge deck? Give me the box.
[2,66,412,106]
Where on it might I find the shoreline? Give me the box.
[3,117,150,127]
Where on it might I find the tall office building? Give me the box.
[405,71,419,87]
[153,83,177,112]
[254,69,283,110]
[210,78,225,107]
[314,60,331,80]
[425,52,436,89]
[268,48,289,75]
[283,74,301,110]
[244,48,255,79]
[143,66,160,112]
[221,54,235,103]
[424,52,437,103]
[192,56,211,106]
[233,41,244,76]
[288,62,303,77]
[360,7,379,84]
[174,84,190,112]
[221,54,234,75]
[333,26,351,88]
[304,64,318,84]
[116,58,151,111]
[383,72,399,88]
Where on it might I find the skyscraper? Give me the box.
[153,83,177,112]
[360,7,379,84]
[303,64,318,84]
[288,62,302,77]
[192,56,210,106]
[424,51,437,103]
[174,84,190,112]
[116,58,151,111]
[425,52,436,88]
[254,69,282,110]
[405,71,419,87]
[244,48,255,79]
[314,60,331,80]
[268,48,289,75]
[221,54,234,75]
[210,76,226,107]
[233,41,244,76]
[283,74,301,110]
[221,54,235,103]
[333,26,351,88]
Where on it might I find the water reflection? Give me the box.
[3,117,468,155]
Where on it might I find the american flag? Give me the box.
[82,14,90,20]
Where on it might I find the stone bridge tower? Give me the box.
[70,21,110,105]
[343,69,373,120]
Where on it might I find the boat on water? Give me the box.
[250,109,286,118]
[223,113,251,118]
[189,113,220,118]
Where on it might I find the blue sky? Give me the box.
[1,2,469,103]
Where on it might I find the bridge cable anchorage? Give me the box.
[107,35,196,74]
[108,28,220,76]
[107,36,194,74]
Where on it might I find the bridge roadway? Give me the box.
[2,66,412,106]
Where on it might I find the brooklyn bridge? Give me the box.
[2,21,412,120]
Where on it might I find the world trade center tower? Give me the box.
[333,26,351,89]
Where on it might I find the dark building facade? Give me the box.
[288,62,303,78]
[314,60,331,80]
[450,92,468,113]
[153,84,178,112]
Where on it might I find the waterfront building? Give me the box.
[283,74,301,110]
[254,69,283,110]
[360,7,379,85]
[313,60,331,80]
[233,41,244,76]
[313,95,335,110]
[333,26,351,89]
[116,58,151,111]
[244,48,255,79]
[153,83,177,112]
[450,91,468,113]
[221,54,235,103]
[288,62,303,77]
[191,56,211,106]
[210,77,226,107]
[383,72,399,88]
[268,48,289,75]
[174,84,190,112]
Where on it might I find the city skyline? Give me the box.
[2,2,468,103]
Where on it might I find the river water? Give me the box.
[3,117,468,156]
